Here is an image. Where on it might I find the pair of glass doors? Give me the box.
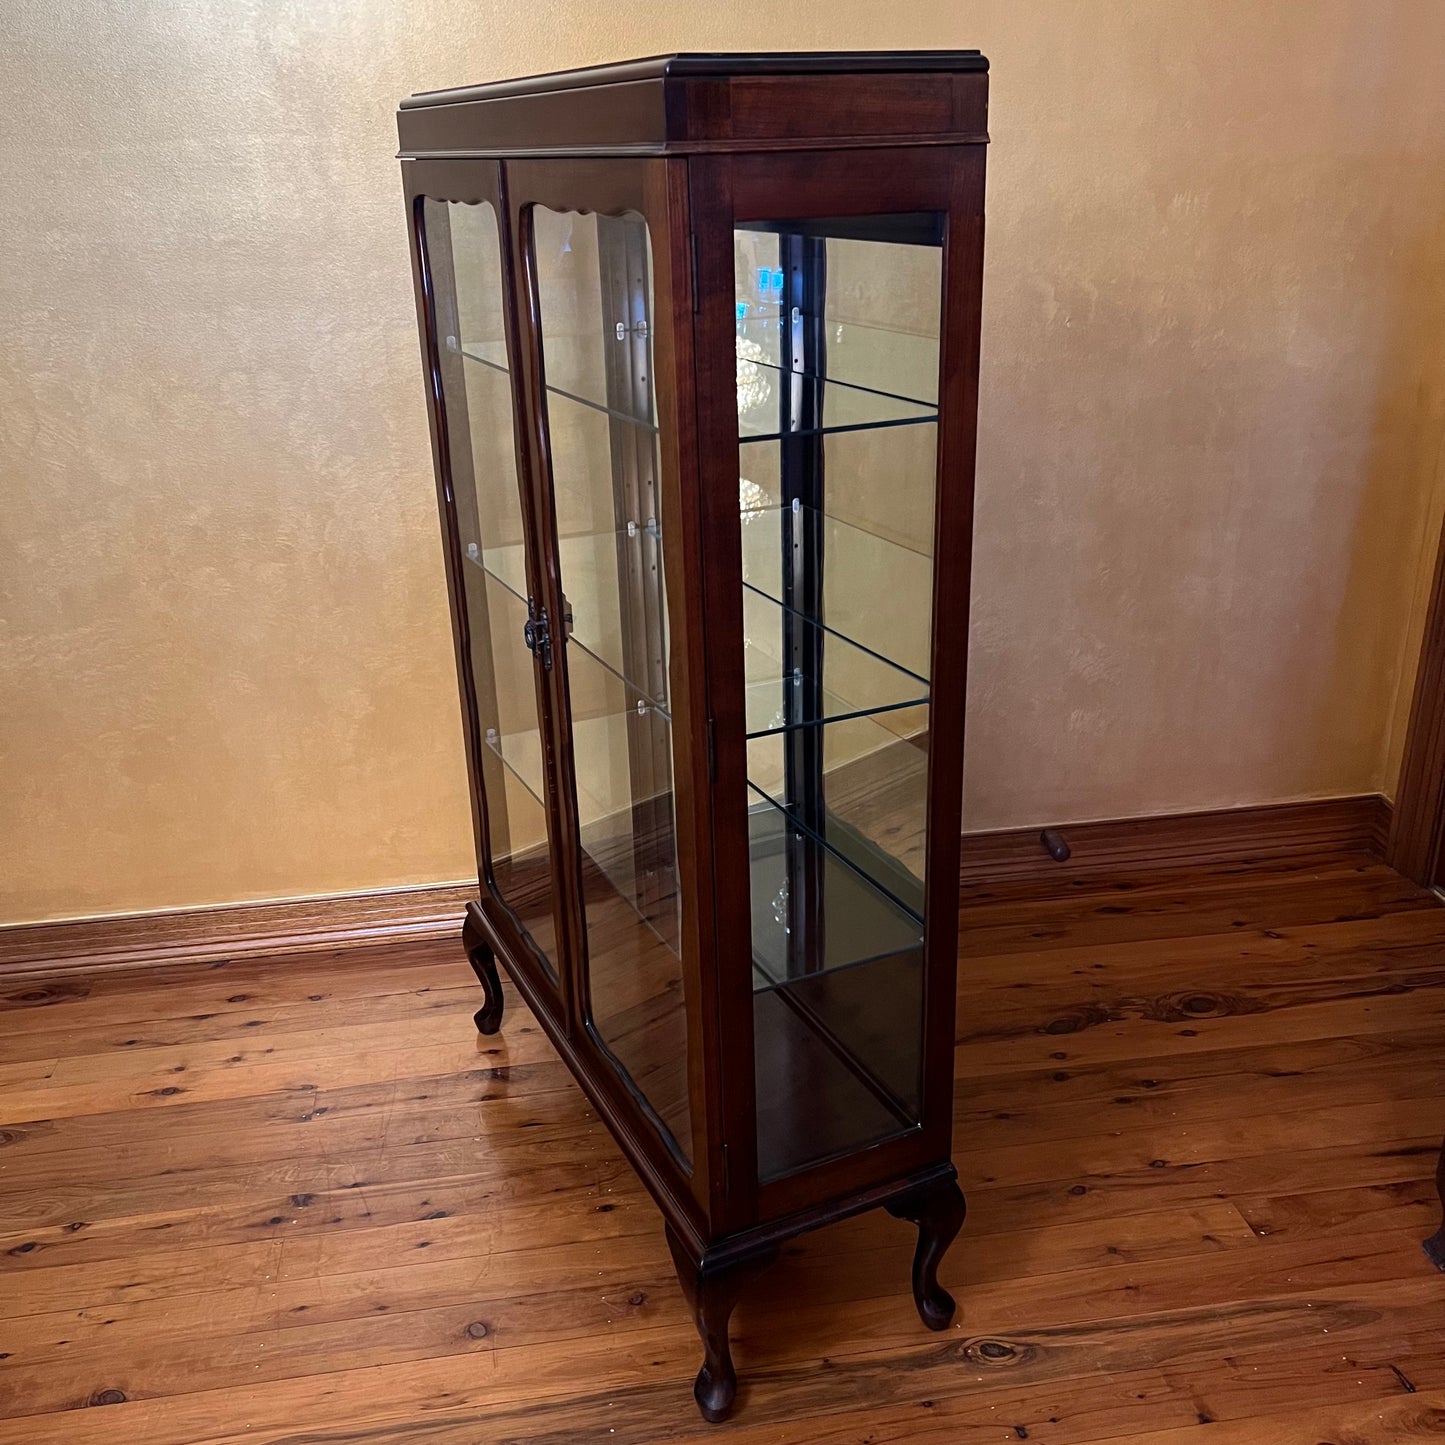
[414,157,944,1205]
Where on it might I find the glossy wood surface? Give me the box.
[496,155,718,1238]
[395,55,997,1320]
[680,142,987,1233]
[1,850,1441,1440]
[396,52,989,160]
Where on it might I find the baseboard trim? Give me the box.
[0,880,478,981]
[959,793,1392,888]
[0,795,1395,980]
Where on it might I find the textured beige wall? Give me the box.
[3,1,1445,924]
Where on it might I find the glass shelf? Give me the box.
[469,330,932,441]
[481,694,661,850]
[462,339,658,433]
[746,791,922,991]
[753,948,922,1180]
[466,541,927,741]
[747,711,928,893]
[480,713,546,811]
[740,501,933,685]
[456,336,508,372]
[472,527,930,742]
[735,283,940,439]
[741,589,928,736]
[482,677,679,953]
[747,793,925,1180]
[738,390,935,443]
[741,500,931,596]
[735,314,941,406]
[467,538,525,598]
[464,538,670,719]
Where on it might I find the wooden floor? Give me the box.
[1,850,1443,1442]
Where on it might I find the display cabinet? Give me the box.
[398,51,988,1421]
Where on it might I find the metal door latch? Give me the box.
[523,598,553,670]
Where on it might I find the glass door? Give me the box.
[417,190,564,989]
[511,163,700,1176]
[733,217,943,1183]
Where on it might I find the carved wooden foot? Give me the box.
[666,1226,775,1423]
[886,1176,967,1330]
[1425,1133,1445,1272]
[462,904,503,1036]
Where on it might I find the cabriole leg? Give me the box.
[1425,1133,1445,1271]
[462,904,504,1036]
[666,1226,774,1423]
[886,1176,967,1330]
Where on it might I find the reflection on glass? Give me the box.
[747,710,929,896]
[425,198,559,978]
[737,218,942,1182]
[740,588,928,735]
[532,204,691,1166]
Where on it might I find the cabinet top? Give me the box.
[397,50,989,159]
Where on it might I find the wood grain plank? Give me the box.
[1071,1391,1445,1445]
[957,856,1434,958]
[0,855,1440,1441]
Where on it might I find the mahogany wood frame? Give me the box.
[505,154,720,1223]
[404,161,569,1034]
[688,144,986,1227]
[398,52,989,1420]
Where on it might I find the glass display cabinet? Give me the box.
[398,51,988,1421]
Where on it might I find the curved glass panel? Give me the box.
[424,197,559,981]
[531,204,691,1166]
[735,219,943,1182]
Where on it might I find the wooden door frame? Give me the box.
[689,144,986,1226]
[503,155,718,1231]
[402,159,570,1026]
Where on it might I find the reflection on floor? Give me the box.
[5,848,1442,1441]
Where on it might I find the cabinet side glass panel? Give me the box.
[424,198,559,980]
[530,204,691,1167]
[735,220,943,1182]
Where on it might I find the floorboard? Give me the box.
[0,856,1441,1441]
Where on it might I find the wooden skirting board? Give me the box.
[960,793,1391,887]
[0,794,1392,979]
[0,880,478,981]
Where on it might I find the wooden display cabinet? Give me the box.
[398,51,988,1421]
